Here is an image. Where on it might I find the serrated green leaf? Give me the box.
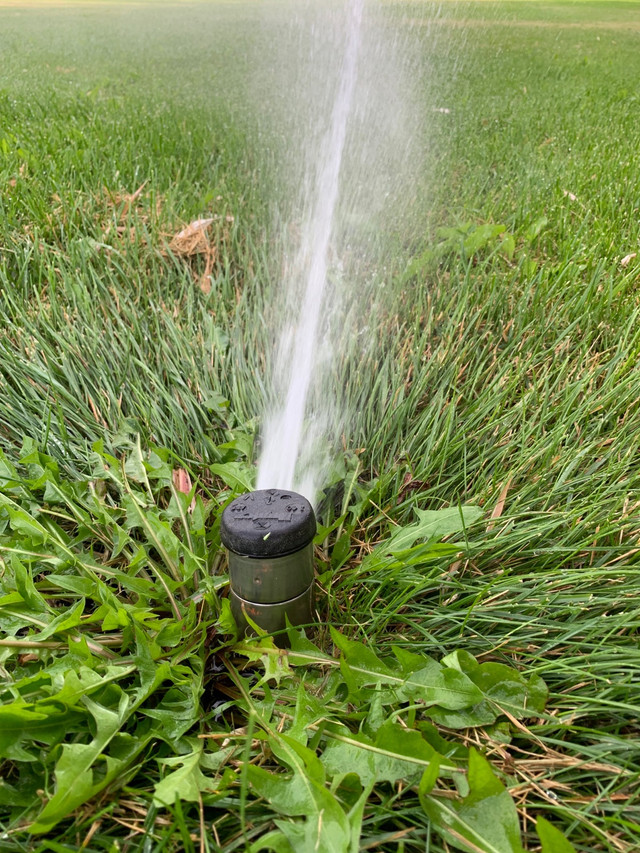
[521,674,548,714]
[437,224,473,240]
[419,757,440,798]
[286,627,335,665]
[271,734,326,784]
[123,438,152,489]
[153,741,214,806]
[286,683,326,745]
[385,506,482,554]
[122,495,180,576]
[331,628,483,710]
[498,232,516,259]
[428,700,499,729]
[29,693,128,832]
[45,574,99,597]
[249,732,350,853]
[525,216,548,242]
[0,494,48,543]
[346,779,374,853]
[421,748,524,853]
[0,705,84,759]
[536,817,577,853]
[31,597,85,641]
[29,650,171,833]
[12,555,48,611]
[249,830,296,853]
[210,461,254,492]
[249,764,316,816]
[374,723,441,781]
[217,596,239,638]
[143,686,200,743]
[0,448,20,489]
[236,633,293,685]
[218,430,254,460]
[0,665,135,760]
[463,224,507,256]
[321,721,446,787]
[433,651,548,726]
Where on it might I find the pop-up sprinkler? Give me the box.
[220,489,316,636]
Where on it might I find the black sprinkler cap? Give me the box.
[220,489,316,558]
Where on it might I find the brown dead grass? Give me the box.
[165,200,237,295]
[169,217,218,294]
[49,181,232,295]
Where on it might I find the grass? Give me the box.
[1,0,640,850]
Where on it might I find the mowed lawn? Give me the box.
[1,2,640,851]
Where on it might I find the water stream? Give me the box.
[256,0,364,498]
[254,0,423,502]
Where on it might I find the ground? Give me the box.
[0,1,639,851]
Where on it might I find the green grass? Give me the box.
[1,1,640,850]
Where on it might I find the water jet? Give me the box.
[220,489,316,636]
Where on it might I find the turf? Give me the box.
[1,1,640,850]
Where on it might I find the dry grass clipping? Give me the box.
[168,218,218,295]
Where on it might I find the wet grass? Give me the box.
[1,0,640,850]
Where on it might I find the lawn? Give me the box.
[1,1,639,851]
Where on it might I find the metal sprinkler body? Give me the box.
[220,489,316,636]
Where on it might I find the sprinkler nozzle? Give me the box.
[220,489,316,637]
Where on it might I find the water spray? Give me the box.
[220,489,316,636]
[256,0,364,499]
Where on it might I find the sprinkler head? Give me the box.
[220,489,316,637]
